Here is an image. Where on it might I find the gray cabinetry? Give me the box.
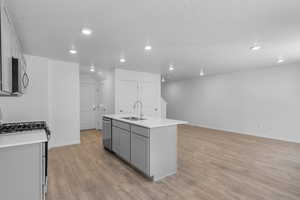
[112,126,120,155]
[111,120,150,172]
[131,125,149,137]
[112,120,131,162]
[112,120,130,131]
[0,143,43,200]
[107,117,178,181]
[119,129,131,162]
[131,128,149,175]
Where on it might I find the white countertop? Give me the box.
[103,114,187,128]
[0,130,48,149]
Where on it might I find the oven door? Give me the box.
[42,142,48,199]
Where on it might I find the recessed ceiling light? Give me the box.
[169,64,174,71]
[277,58,284,63]
[120,58,126,63]
[145,45,152,51]
[200,69,205,76]
[69,49,77,54]
[250,44,261,51]
[81,28,92,36]
[90,65,95,72]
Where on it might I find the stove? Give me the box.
[0,121,51,197]
[0,121,50,138]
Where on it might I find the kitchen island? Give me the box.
[103,114,187,181]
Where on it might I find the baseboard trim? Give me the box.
[153,171,177,182]
[187,123,300,144]
[49,139,81,149]
[80,128,96,131]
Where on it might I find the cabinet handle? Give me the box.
[120,110,123,113]
[154,108,158,111]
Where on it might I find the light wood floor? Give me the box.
[47,125,300,200]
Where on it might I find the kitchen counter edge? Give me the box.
[103,114,187,128]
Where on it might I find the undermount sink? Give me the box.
[122,117,146,121]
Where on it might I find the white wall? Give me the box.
[0,55,80,148]
[100,69,115,115]
[115,69,161,117]
[162,64,300,143]
[80,70,115,115]
[79,70,115,130]
[80,74,97,84]
[48,59,80,148]
[0,56,49,122]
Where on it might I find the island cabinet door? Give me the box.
[131,132,149,175]
[119,129,131,162]
[112,127,120,155]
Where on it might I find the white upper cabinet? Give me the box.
[115,69,162,118]
[1,5,12,93]
[0,2,25,95]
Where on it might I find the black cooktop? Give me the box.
[0,121,50,137]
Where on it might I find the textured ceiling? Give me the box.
[7,0,300,80]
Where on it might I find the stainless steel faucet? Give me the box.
[133,100,144,119]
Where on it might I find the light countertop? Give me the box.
[0,130,48,149]
[103,114,187,128]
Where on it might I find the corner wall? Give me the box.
[162,64,300,143]
[100,69,115,115]
[0,56,49,122]
[48,59,80,148]
[80,69,115,115]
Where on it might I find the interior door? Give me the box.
[139,81,161,117]
[80,83,96,130]
[117,80,138,114]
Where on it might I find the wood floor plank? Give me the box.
[47,126,300,200]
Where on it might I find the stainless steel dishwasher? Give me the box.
[102,117,112,151]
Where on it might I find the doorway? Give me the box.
[80,82,96,130]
